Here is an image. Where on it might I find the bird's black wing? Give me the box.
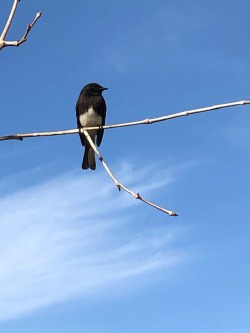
[76,93,87,147]
[96,97,106,147]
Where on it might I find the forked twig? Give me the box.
[0,0,42,51]
[0,100,249,141]
[1,99,249,216]
[82,129,178,217]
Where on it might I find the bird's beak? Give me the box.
[101,87,108,91]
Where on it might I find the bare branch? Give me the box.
[82,129,178,217]
[1,99,248,216]
[0,1,42,51]
[0,100,249,141]
[2,12,42,49]
[0,0,19,41]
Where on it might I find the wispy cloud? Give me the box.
[0,163,189,321]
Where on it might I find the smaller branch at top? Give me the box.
[0,0,19,41]
[0,0,42,51]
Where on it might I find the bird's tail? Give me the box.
[82,144,96,170]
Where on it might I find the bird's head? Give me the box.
[82,83,108,96]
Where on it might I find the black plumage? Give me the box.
[76,83,107,170]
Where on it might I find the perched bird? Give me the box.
[76,83,107,170]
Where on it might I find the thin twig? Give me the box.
[82,129,178,217]
[0,1,42,51]
[0,0,19,41]
[0,100,249,141]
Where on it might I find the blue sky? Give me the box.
[0,0,250,332]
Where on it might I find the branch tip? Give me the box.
[170,212,178,217]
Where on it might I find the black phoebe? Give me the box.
[76,83,107,170]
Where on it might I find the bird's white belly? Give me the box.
[79,107,102,127]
